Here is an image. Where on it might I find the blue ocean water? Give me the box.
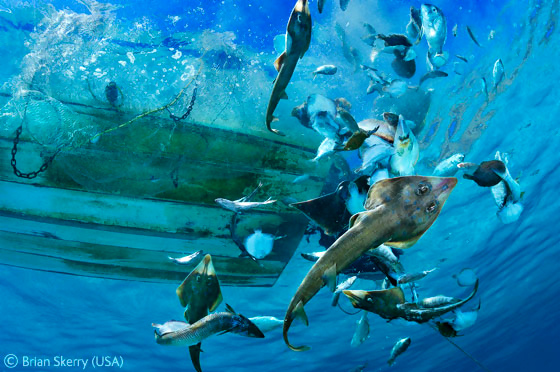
[1,0,560,371]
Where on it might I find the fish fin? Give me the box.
[462,174,474,181]
[280,91,289,100]
[293,301,309,326]
[188,344,203,372]
[225,303,236,314]
[331,292,342,307]
[274,52,286,72]
[349,211,366,229]
[209,290,223,312]
[322,264,338,292]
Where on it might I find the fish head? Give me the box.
[364,176,457,248]
[343,288,405,318]
[421,4,443,25]
[176,254,223,312]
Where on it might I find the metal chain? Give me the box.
[11,124,59,179]
[167,85,198,122]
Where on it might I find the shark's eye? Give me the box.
[425,201,439,214]
[416,182,431,196]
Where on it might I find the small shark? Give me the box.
[265,0,312,135]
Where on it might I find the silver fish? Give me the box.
[313,64,338,76]
[215,197,276,213]
[432,153,465,177]
[397,268,436,285]
[153,305,264,346]
[350,311,369,347]
[248,316,283,333]
[388,337,411,366]
[168,250,204,265]
[419,295,460,308]
[493,58,505,89]
[421,4,448,69]
[332,275,358,306]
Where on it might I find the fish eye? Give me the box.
[415,182,431,196]
[425,201,439,214]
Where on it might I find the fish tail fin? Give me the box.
[266,116,286,136]
[188,344,203,372]
[283,300,311,352]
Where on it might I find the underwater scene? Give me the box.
[1,0,559,371]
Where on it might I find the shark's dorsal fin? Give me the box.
[274,52,286,72]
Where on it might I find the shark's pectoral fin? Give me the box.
[225,303,236,314]
[275,52,287,72]
[322,264,337,292]
[292,301,309,326]
[349,211,367,229]
[280,91,289,100]
[385,234,422,249]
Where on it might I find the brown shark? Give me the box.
[176,254,223,372]
[265,0,312,136]
[282,176,457,351]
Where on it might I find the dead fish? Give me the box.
[419,295,461,308]
[383,80,408,98]
[332,275,357,307]
[388,337,411,366]
[339,0,350,11]
[453,268,478,287]
[168,250,204,265]
[397,268,436,285]
[456,54,468,63]
[459,160,506,187]
[432,153,465,177]
[350,311,369,347]
[406,6,422,43]
[293,174,311,183]
[493,58,505,89]
[248,316,283,333]
[361,23,377,46]
[343,129,378,151]
[313,64,338,77]
[419,70,448,86]
[215,197,276,213]
[366,245,405,286]
[391,50,416,79]
[421,4,448,69]
[284,176,457,351]
[452,23,458,37]
[377,33,413,48]
[266,0,312,135]
[153,304,264,346]
[336,107,360,133]
[466,25,482,47]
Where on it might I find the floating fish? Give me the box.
[459,160,506,187]
[388,337,411,366]
[361,23,377,46]
[433,153,465,177]
[466,25,482,47]
[343,128,378,151]
[336,107,360,133]
[215,197,276,213]
[419,295,461,308]
[266,0,312,135]
[292,174,311,183]
[332,275,358,306]
[481,77,489,99]
[318,0,325,13]
[452,306,480,331]
[421,4,448,69]
[248,316,284,333]
[406,6,422,43]
[351,311,370,347]
[245,230,276,259]
[456,54,468,63]
[452,24,458,37]
[390,115,419,176]
[493,58,505,89]
[168,250,204,265]
[397,268,436,285]
[313,64,338,77]
[366,245,404,286]
[383,80,408,98]
[153,305,264,346]
[419,70,448,86]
